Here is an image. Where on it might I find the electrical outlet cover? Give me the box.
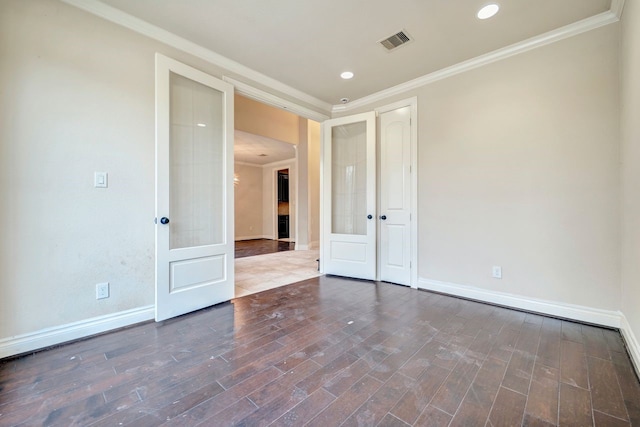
[96,282,109,299]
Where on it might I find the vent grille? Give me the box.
[379,30,412,51]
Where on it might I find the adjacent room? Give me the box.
[233,95,322,297]
[1,0,640,425]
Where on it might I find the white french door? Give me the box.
[155,54,234,322]
[379,106,412,286]
[322,112,377,280]
[322,102,415,286]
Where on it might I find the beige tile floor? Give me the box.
[234,249,321,297]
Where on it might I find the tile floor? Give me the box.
[234,249,320,297]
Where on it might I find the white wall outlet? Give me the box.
[492,266,502,279]
[96,282,109,299]
[94,172,108,188]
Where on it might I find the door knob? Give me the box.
[160,217,170,225]
[380,215,387,220]
[367,214,373,219]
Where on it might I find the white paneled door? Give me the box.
[379,106,412,286]
[322,112,377,280]
[155,54,234,322]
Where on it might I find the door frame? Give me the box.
[275,167,291,241]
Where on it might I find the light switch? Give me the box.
[94,172,108,188]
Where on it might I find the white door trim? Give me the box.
[375,97,418,288]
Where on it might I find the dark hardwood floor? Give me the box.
[235,239,296,259]
[1,276,639,426]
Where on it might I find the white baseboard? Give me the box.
[420,277,640,374]
[620,313,640,377]
[296,244,310,250]
[308,240,319,250]
[0,305,154,359]
[418,278,622,328]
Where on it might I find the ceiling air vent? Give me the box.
[379,30,413,51]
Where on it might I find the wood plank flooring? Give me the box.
[235,239,296,259]
[1,276,639,426]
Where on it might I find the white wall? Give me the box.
[621,0,640,368]
[420,25,621,310]
[0,0,257,345]
[337,24,621,314]
[235,95,300,145]
[296,118,310,248]
[308,120,321,248]
[234,162,264,240]
[293,118,322,250]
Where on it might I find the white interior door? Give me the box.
[379,106,412,286]
[155,54,234,322]
[322,112,376,280]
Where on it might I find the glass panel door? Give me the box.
[331,122,367,236]
[155,54,234,322]
[322,112,376,280]
[169,73,224,249]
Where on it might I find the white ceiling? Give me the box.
[97,0,612,107]
[235,130,295,166]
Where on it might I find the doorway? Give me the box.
[277,168,291,240]
[233,95,322,297]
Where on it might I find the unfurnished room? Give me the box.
[1,0,640,426]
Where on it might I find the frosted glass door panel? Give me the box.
[331,121,367,235]
[169,72,224,249]
[322,111,376,280]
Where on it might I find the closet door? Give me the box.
[322,112,376,280]
[379,106,412,286]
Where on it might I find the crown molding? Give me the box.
[262,158,296,169]
[611,0,627,18]
[333,8,621,113]
[224,77,330,122]
[234,160,264,168]
[60,0,332,115]
[60,0,622,120]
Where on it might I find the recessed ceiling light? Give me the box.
[477,3,499,20]
[196,123,206,127]
[340,71,354,80]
